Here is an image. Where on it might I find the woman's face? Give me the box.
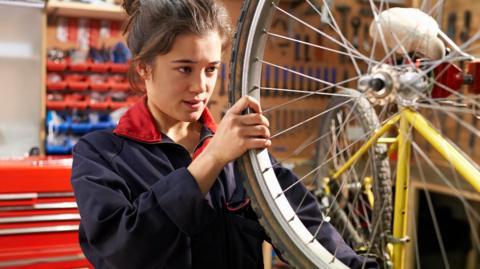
[144,31,222,124]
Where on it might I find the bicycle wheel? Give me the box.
[314,89,391,260]
[228,1,480,268]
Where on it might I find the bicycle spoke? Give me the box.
[266,30,375,65]
[272,2,366,63]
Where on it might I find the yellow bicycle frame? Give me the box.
[331,107,480,269]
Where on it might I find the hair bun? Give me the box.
[122,0,140,16]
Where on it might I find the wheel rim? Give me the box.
[229,1,480,268]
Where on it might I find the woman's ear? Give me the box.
[136,63,150,81]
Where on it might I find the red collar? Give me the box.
[113,95,217,144]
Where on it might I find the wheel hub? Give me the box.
[358,65,429,106]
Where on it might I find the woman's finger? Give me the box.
[238,113,270,127]
[239,125,270,138]
[228,96,262,115]
[245,138,271,149]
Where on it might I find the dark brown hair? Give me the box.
[122,0,232,92]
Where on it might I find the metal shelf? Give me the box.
[47,0,125,20]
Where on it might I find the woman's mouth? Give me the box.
[182,99,204,110]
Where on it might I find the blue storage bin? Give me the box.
[71,122,92,134]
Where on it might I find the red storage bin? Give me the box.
[90,63,110,73]
[65,74,88,91]
[65,94,89,110]
[46,81,67,91]
[68,63,89,72]
[109,63,129,73]
[46,61,67,72]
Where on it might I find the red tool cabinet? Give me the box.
[0,157,91,268]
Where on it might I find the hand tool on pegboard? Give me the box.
[460,10,471,44]
[315,34,323,61]
[294,34,301,61]
[307,66,313,93]
[265,64,271,97]
[351,16,361,49]
[272,17,291,56]
[304,35,311,62]
[456,10,472,143]
[299,66,305,93]
[446,12,457,41]
[323,67,330,93]
[362,23,370,52]
[219,63,226,96]
[316,65,322,97]
[274,66,280,97]
[331,67,337,93]
[291,65,297,96]
[282,66,289,96]
[335,5,351,64]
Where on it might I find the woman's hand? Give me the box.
[188,96,270,195]
[204,95,271,166]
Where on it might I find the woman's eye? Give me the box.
[179,67,192,73]
[206,66,217,73]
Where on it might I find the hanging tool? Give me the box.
[331,67,337,93]
[282,66,289,96]
[351,16,361,49]
[307,66,313,93]
[315,34,323,61]
[299,66,305,92]
[265,65,271,97]
[304,35,311,62]
[323,68,330,93]
[460,10,471,43]
[362,23,370,52]
[219,63,226,96]
[335,5,351,64]
[294,34,301,61]
[291,65,297,96]
[274,66,280,97]
[316,65,322,96]
[446,12,457,41]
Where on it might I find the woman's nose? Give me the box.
[190,72,208,93]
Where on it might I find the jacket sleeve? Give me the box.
[71,136,215,269]
[273,163,378,269]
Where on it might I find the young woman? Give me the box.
[71,0,377,268]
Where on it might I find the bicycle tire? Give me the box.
[315,89,392,260]
[229,1,359,268]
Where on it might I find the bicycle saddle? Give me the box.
[369,7,445,60]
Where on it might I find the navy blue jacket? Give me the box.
[71,96,373,269]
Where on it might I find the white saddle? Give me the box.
[369,8,445,60]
